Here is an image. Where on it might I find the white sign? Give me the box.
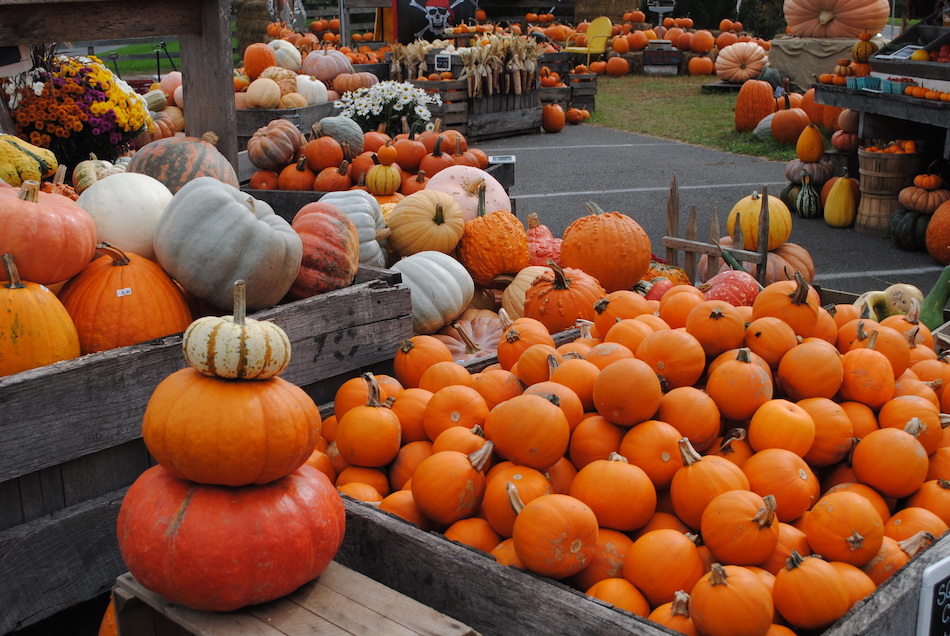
[917,555,950,636]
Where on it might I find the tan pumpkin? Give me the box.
[386,190,465,256]
[278,92,309,109]
[258,65,299,95]
[715,41,769,83]
[500,265,554,319]
[245,77,282,109]
[246,119,306,172]
[899,186,950,214]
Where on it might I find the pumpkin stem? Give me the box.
[900,531,936,559]
[754,494,778,529]
[433,202,446,225]
[845,530,866,552]
[231,279,248,326]
[670,591,691,618]
[584,201,606,216]
[1,253,25,290]
[415,170,427,184]
[361,371,383,408]
[295,155,309,171]
[452,322,482,355]
[939,478,950,489]
[431,135,445,157]
[575,319,594,338]
[17,180,40,204]
[904,416,926,439]
[199,132,220,146]
[470,424,485,438]
[547,353,560,376]
[337,160,350,176]
[546,260,571,290]
[676,437,703,467]
[787,271,813,306]
[606,451,628,463]
[52,163,68,186]
[715,427,747,456]
[498,307,513,330]
[708,562,729,586]
[855,320,869,342]
[784,549,805,570]
[94,241,131,267]
[939,412,950,429]
[476,181,488,217]
[468,439,494,472]
[506,481,526,515]
[527,212,541,229]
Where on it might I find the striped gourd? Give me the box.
[182,280,291,380]
[126,132,239,194]
[795,172,822,219]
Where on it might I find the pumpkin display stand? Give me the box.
[111,562,477,635]
[768,35,886,93]
[0,267,412,634]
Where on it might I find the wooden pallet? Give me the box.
[659,173,771,286]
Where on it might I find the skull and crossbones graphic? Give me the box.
[410,0,465,39]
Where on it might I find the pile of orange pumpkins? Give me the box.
[307,249,950,634]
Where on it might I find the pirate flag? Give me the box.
[395,0,478,43]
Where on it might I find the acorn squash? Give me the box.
[889,208,930,252]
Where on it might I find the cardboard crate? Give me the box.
[0,269,412,634]
[236,101,337,151]
[112,561,477,636]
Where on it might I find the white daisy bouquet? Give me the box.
[334,80,441,134]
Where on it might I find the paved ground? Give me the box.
[474,123,946,299]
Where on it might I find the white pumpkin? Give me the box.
[317,189,389,267]
[391,251,475,335]
[268,39,302,72]
[295,75,329,106]
[425,165,512,221]
[76,172,174,261]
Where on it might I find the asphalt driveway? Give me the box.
[475,123,946,299]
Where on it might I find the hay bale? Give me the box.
[235,0,273,61]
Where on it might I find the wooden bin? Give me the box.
[236,101,337,150]
[569,73,598,112]
[0,269,412,634]
[857,149,924,195]
[855,192,902,237]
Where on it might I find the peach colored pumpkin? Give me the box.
[425,165,512,222]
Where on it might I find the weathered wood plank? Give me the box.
[334,498,676,636]
[61,440,150,510]
[179,0,237,167]
[0,488,127,634]
[0,0,201,44]
[0,276,410,483]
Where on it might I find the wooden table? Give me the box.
[0,0,238,168]
[113,561,479,636]
[814,84,950,159]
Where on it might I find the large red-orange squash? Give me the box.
[116,464,344,611]
[57,243,193,354]
[126,132,240,194]
[523,263,605,334]
[288,201,361,299]
[784,0,890,38]
[560,202,651,293]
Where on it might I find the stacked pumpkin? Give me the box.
[117,281,345,611]
[311,262,950,635]
[135,71,187,144]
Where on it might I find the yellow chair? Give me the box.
[563,16,613,65]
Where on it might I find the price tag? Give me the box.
[917,555,950,635]
[116,287,132,297]
[434,54,452,72]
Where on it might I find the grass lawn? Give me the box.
[590,74,798,162]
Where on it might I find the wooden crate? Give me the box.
[112,561,477,636]
[236,101,337,150]
[539,52,572,78]
[569,73,598,112]
[0,269,412,634]
[335,498,950,636]
[539,86,571,105]
[412,78,470,134]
